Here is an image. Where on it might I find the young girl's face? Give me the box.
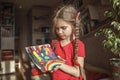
[54,19,74,40]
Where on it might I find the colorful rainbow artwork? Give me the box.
[45,61,63,71]
[25,44,64,72]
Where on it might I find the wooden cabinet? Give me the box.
[0,2,15,74]
[80,1,111,36]
[80,5,101,35]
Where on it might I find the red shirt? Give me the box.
[51,40,85,80]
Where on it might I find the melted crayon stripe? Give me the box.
[33,51,42,62]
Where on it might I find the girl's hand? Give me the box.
[45,60,65,72]
[50,65,60,72]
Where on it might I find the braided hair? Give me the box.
[52,4,83,63]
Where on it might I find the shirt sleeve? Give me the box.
[78,40,85,57]
[51,40,54,46]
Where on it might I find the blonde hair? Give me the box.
[52,4,82,61]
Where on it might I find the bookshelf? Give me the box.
[28,6,52,45]
[0,2,15,74]
[80,0,111,36]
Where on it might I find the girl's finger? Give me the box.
[53,66,60,71]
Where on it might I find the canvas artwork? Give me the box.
[25,44,64,72]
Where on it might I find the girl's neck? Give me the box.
[60,36,75,47]
[60,39,71,47]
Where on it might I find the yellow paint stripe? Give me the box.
[33,51,42,62]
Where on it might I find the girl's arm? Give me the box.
[56,57,86,79]
[78,57,86,80]
[58,62,80,77]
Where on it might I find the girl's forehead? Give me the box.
[54,19,72,26]
[54,19,74,30]
[54,18,65,22]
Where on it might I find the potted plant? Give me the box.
[95,0,120,79]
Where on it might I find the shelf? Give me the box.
[0,60,15,74]
[1,27,14,37]
[2,50,14,61]
[1,37,14,49]
[0,2,15,60]
[0,2,16,76]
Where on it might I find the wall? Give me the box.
[83,0,111,22]
[81,30,115,70]
[15,8,30,61]
[96,5,111,21]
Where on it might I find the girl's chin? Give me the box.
[58,36,65,39]
[59,37,66,40]
[59,37,70,40]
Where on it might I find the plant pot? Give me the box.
[110,58,120,80]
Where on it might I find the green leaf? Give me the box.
[95,0,120,56]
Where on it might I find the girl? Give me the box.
[50,4,86,80]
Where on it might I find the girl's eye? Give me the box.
[61,26,67,30]
[55,26,67,31]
